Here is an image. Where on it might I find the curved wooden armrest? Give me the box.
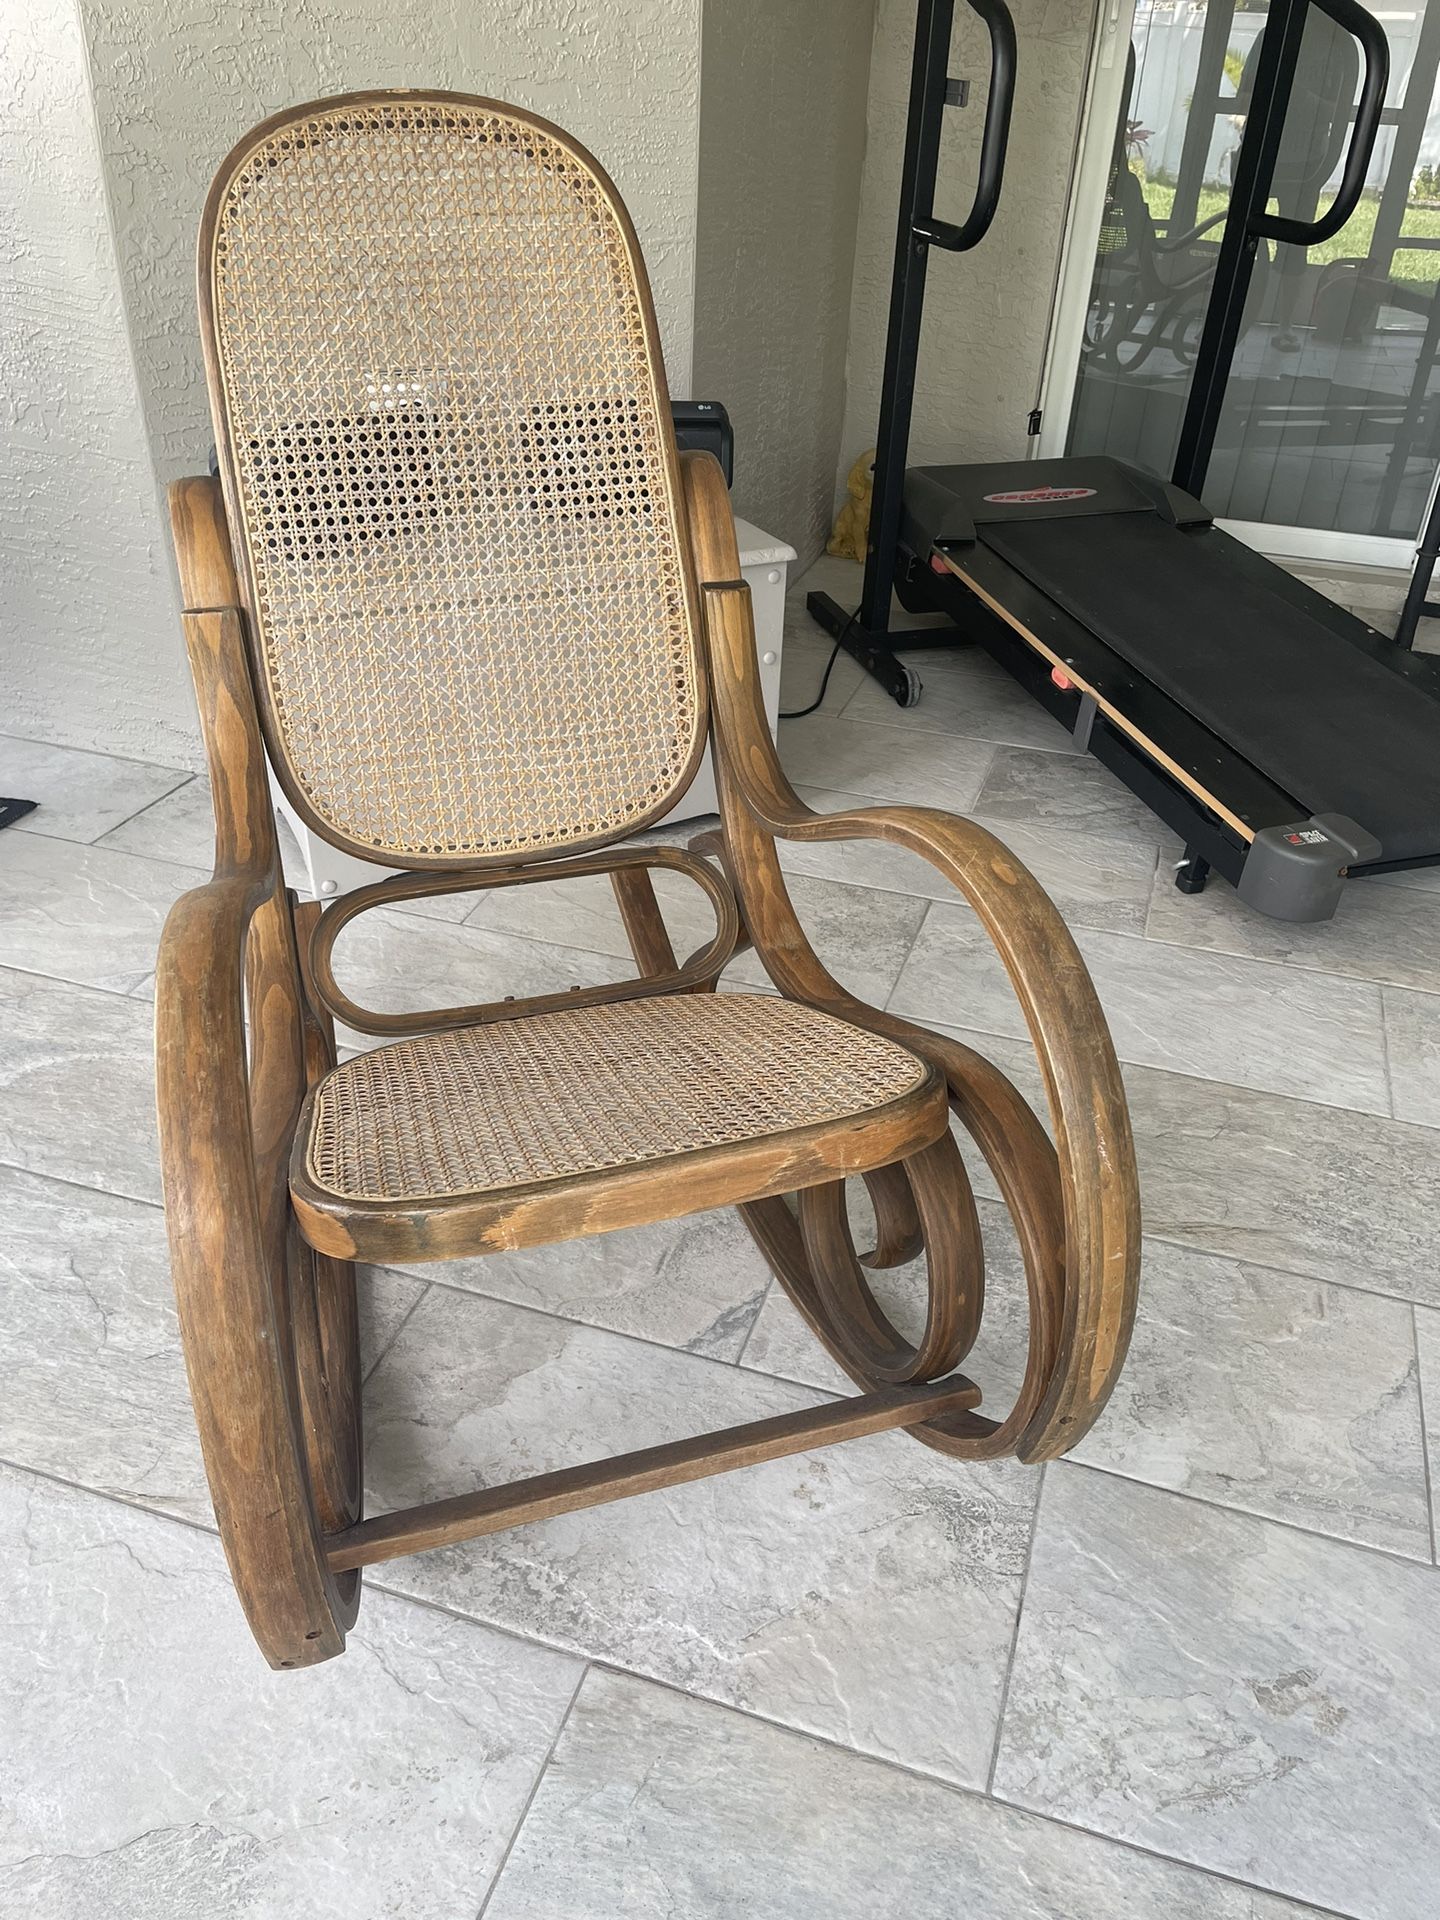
[678,449,1140,1461]
[155,479,358,1668]
[156,871,354,1666]
[762,792,1084,960]
[157,870,262,1046]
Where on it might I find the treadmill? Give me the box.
[809,0,1440,922]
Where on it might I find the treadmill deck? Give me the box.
[911,460,1440,864]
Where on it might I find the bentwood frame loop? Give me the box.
[156,89,1140,1668]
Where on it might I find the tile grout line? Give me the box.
[379,1264,819,1392]
[1413,1304,1438,1566]
[821,704,1078,759]
[1379,986,1398,1121]
[454,857,965,956]
[729,1274,778,1370]
[1058,1454,1440,1576]
[0,1155,159,1213]
[86,772,200,845]
[0,1448,607,1702]
[568,1657,1359,1920]
[0,1453,1394,1920]
[5,1141,1440,1378]
[729,1335,1437,1564]
[895,1008,1432,1126]
[1123,1222,1440,1304]
[0,1160,164,1213]
[1137,892,1440,989]
[916,897,1440,1006]
[0,727,197,775]
[984,1459,1045,1795]
[474,1661,590,1920]
[360,1279,432,1387]
[11,1121,1440,1336]
[0,960,165,1008]
[980,1793,1357,1920]
[878,893,940,1019]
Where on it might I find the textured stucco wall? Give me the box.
[692,0,875,568]
[81,0,705,486]
[836,0,1096,501]
[8,1,704,768]
[2,0,195,765]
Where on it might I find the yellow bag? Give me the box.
[827,449,874,563]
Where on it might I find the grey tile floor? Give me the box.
[1,554,1437,1918]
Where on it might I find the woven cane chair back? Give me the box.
[200,92,705,866]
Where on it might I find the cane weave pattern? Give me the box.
[303,994,930,1204]
[206,95,702,862]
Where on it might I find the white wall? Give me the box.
[81,0,705,485]
[836,0,1098,498]
[5,0,705,769]
[692,0,876,567]
[1,0,192,767]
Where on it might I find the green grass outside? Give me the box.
[1139,178,1440,290]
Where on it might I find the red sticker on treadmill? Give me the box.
[982,485,1098,504]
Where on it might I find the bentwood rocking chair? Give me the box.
[157,90,1140,1669]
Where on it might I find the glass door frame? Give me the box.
[1036,0,1411,569]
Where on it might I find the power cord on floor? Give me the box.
[779,612,855,719]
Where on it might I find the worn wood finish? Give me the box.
[736,1194,986,1458]
[289,1068,949,1265]
[854,1161,924,1268]
[156,102,1140,1671]
[680,449,1140,1463]
[800,1129,983,1386]
[610,863,679,977]
[305,845,739,1038]
[157,477,358,1668]
[686,825,755,966]
[325,1376,981,1573]
[288,898,362,1538]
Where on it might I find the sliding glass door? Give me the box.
[1062,0,1440,559]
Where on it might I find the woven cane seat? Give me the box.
[291,993,945,1261]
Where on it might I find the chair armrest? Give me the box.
[679,449,1139,1460]
[1154,208,1227,251]
[155,869,348,1663]
[775,799,1140,1463]
[155,872,267,1179]
[156,478,353,1665]
[754,790,1091,980]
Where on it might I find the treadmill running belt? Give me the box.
[982,513,1440,862]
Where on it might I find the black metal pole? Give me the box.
[806,0,1016,707]
[1171,0,1310,497]
[859,0,956,634]
[1395,466,1440,648]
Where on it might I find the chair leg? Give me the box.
[290,901,364,1538]
[290,1237,363,1536]
[796,1130,983,1386]
[739,1027,1075,1463]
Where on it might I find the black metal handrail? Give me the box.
[1250,0,1390,245]
[855,0,1018,636]
[915,0,1018,252]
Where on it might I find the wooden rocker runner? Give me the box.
[156,90,1140,1668]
